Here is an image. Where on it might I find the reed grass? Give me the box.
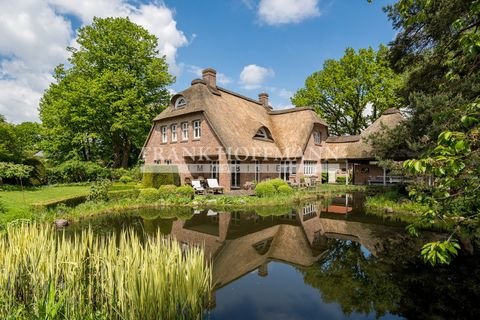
[0,223,212,319]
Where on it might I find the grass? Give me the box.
[0,183,137,226]
[364,190,451,231]
[0,182,366,227]
[0,223,212,319]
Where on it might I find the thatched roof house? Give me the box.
[142,68,404,188]
[323,108,404,161]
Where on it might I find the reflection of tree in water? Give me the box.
[302,240,401,317]
[301,238,480,319]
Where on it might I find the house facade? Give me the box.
[142,68,328,191]
[142,68,403,191]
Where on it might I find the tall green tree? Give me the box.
[292,46,402,135]
[0,115,21,163]
[40,17,173,168]
[375,0,480,264]
[372,0,480,157]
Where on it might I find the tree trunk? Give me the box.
[121,139,131,168]
[112,137,122,168]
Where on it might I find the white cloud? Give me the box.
[0,0,188,123]
[239,64,274,90]
[278,88,293,99]
[258,0,320,25]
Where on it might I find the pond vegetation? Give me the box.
[0,223,212,319]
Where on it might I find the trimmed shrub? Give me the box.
[176,185,195,199]
[336,176,349,184]
[277,184,294,195]
[119,175,133,184]
[255,181,276,197]
[22,158,46,186]
[138,188,160,202]
[31,195,88,212]
[108,189,140,201]
[142,165,180,188]
[321,172,329,183]
[158,185,177,199]
[87,179,112,202]
[269,178,289,191]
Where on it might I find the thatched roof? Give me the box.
[153,79,327,158]
[323,108,404,160]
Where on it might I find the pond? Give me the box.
[68,192,480,319]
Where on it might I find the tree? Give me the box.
[372,0,480,264]
[0,115,21,163]
[404,101,479,265]
[40,17,173,168]
[14,122,41,157]
[292,46,402,135]
[372,0,480,157]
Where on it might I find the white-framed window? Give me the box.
[175,97,187,108]
[193,120,201,139]
[313,131,321,144]
[181,122,188,140]
[161,126,167,143]
[171,124,177,142]
[303,161,316,176]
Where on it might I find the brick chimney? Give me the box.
[202,68,217,88]
[258,92,269,108]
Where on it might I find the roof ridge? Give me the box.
[216,86,264,106]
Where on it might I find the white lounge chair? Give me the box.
[206,179,224,194]
[191,180,205,194]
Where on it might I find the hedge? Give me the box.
[31,195,88,212]
[142,165,180,188]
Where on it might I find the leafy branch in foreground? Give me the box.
[404,101,480,265]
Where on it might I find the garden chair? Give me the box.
[288,176,300,188]
[206,178,224,194]
[191,180,205,194]
[304,177,312,188]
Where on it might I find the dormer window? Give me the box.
[174,96,187,109]
[254,127,273,141]
[313,131,322,144]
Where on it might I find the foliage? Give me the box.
[0,223,212,319]
[22,158,46,186]
[158,184,178,199]
[14,122,42,157]
[87,179,112,202]
[39,17,173,167]
[277,184,294,195]
[372,0,480,157]
[175,185,195,199]
[292,45,402,135]
[403,102,480,264]
[0,117,22,163]
[142,166,180,188]
[119,175,133,184]
[336,176,350,184]
[138,188,160,202]
[321,172,329,183]
[255,181,277,197]
[0,162,33,181]
[46,160,110,183]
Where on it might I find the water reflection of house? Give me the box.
[166,198,395,289]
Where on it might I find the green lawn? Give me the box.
[0,185,90,222]
[0,183,137,225]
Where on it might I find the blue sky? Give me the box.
[0,0,395,123]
